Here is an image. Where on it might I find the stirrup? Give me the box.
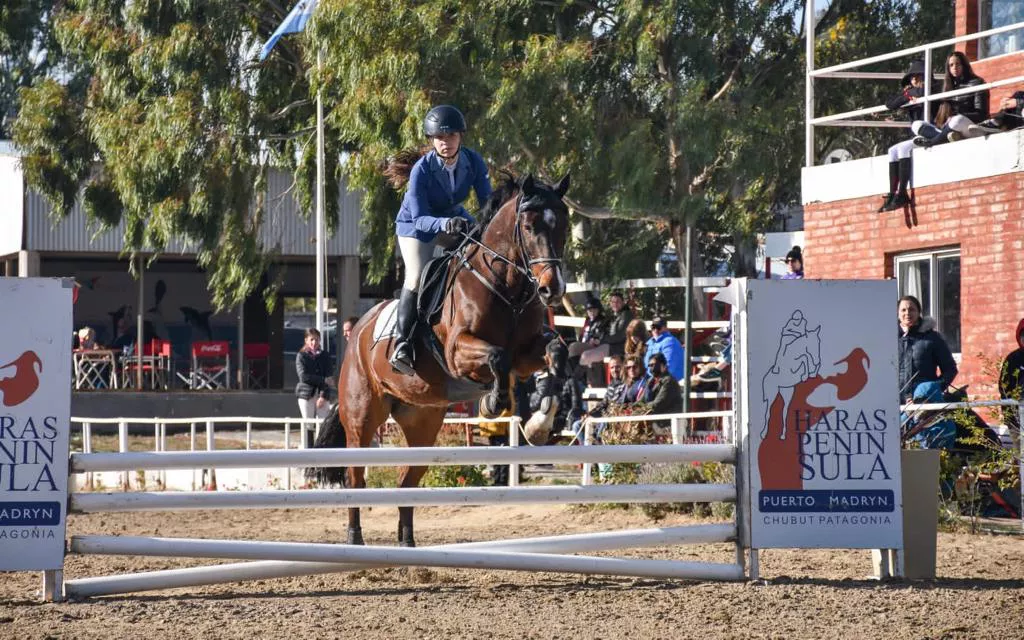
[390,343,415,376]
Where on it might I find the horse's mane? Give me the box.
[476,171,518,228]
[383,147,429,189]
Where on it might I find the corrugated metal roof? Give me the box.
[14,163,362,257]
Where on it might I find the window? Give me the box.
[895,249,961,353]
[980,0,1024,59]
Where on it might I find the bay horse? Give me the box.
[307,172,570,547]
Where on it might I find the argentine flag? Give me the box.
[259,0,319,61]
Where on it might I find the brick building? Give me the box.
[803,1,1023,397]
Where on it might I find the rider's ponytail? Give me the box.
[383,147,429,189]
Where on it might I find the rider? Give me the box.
[390,105,493,375]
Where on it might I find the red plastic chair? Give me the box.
[243,342,271,389]
[190,341,231,390]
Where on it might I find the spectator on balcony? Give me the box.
[296,328,336,425]
[109,317,135,352]
[968,91,1024,136]
[912,52,988,148]
[645,316,685,381]
[624,318,650,364]
[781,246,804,279]
[605,291,633,357]
[897,295,957,404]
[878,60,927,212]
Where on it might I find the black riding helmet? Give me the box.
[423,105,467,137]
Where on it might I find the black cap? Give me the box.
[585,298,602,311]
[423,105,467,137]
[650,316,666,329]
[785,245,803,262]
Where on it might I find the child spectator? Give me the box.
[878,60,927,212]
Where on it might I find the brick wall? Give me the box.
[804,171,1024,398]
[955,0,980,58]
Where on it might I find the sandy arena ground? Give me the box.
[2,503,1024,639]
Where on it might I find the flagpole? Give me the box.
[315,49,325,340]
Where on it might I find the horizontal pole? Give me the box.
[70,443,736,473]
[69,535,745,582]
[64,523,736,598]
[814,71,944,80]
[70,483,736,513]
[71,415,516,426]
[815,120,911,129]
[812,20,1024,76]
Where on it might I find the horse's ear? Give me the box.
[554,173,570,197]
[520,173,535,194]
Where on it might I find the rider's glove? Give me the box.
[444,217,469,235]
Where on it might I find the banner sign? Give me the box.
[736,279,903,549]
[0,278,72,570]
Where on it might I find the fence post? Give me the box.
[581,418,594,486]
[508,417,521,488]
[671,416,684,445]
[118,421,128,491]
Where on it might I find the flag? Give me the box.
[259,0,319,62]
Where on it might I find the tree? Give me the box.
[11,1,328,309]
[1,0,60,138]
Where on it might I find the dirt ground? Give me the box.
[2,503,1024,640]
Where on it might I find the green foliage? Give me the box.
[422,465,488,488]
[635,462,735,521]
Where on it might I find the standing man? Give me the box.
[999,318,1024,437]
[605,291,633,357]
[645,316,685,381]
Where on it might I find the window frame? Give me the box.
[979,0,1024,59]
[894,247,962,355]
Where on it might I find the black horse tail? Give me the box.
[304,403,348,487]
[383,147,429,189]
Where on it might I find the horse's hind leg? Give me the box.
[340,384,392,546]
[391,403,447,547]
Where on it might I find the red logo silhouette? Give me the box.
[0,351,43,407]
[758,348,871,490]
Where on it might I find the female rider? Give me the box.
[390,105,492,375]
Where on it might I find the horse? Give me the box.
[306,172,570,547]
[761,325,821,440]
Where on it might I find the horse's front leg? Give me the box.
[453,333,510,418]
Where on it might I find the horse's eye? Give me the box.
[523,223,534,233]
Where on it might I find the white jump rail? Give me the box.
[63,523,735,598]
[60,439,744,599]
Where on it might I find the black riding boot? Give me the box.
[389,289,419,375]
[878,161,899,212]
[883,158,913,211]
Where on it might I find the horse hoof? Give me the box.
[347,528,365,546]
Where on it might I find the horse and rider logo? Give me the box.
[0,351,43,407]
[758,310,871,491]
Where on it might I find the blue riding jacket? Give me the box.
[395,148,492,242]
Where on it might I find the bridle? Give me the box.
[452,191,564,313]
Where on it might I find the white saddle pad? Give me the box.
[371,300,400,343]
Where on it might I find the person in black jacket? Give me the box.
[998,317,1024,435]
[897,296,958,403]
[295,328,336,424]
[968,91,1024,136]
[879,60,927,212]
[604,291,633,357]
[912,52,988,148]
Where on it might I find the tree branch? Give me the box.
[564,197,667,223]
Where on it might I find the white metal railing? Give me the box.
[805,16,1024,165]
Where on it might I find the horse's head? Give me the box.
[514,173,570,307]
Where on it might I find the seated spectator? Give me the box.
[624,318,649,364]
[639,352,683,416]
[878,60,928,212]
[579,297,609,387]
[969,91,1024,136]
[109,317,135,352]
[645,316,685,381]
[912,52,988,148]
[692,329,732,386]
[781,246,804,279]
[570,355,625,444]
[605,291,633,357]
[619,355,650,405]
[76,327,101,350]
